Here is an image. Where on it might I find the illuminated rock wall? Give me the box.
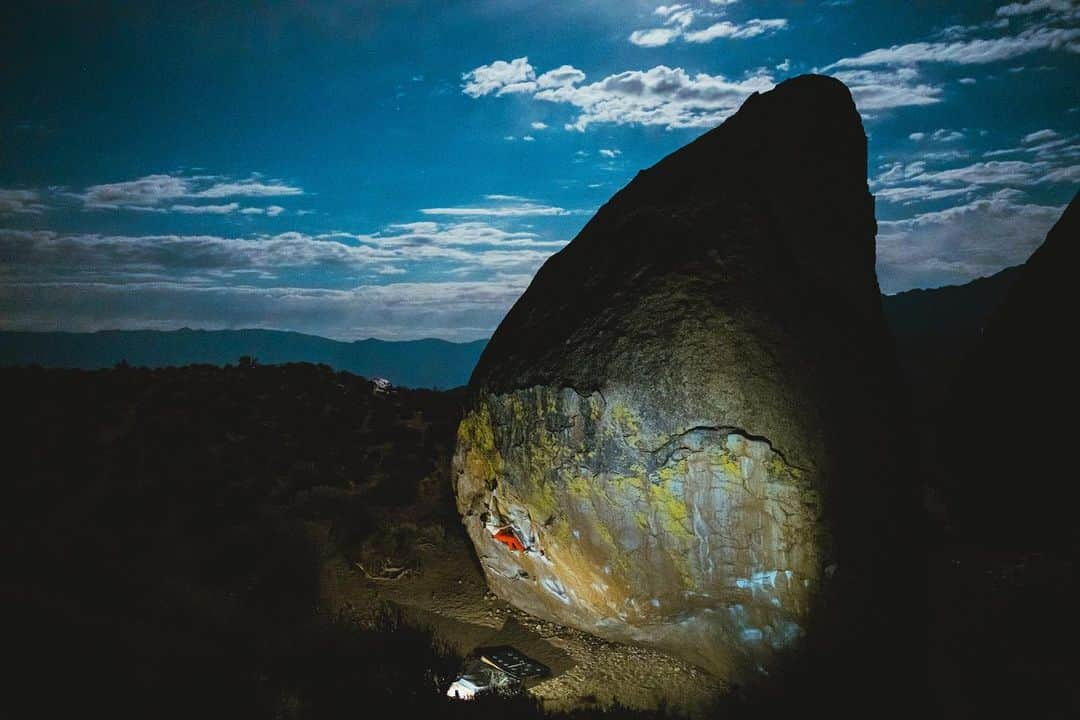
[455,385,825,677]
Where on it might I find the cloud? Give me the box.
[820,2,1080,114]
[654,4,687,16]
[419,201,571,217]
[599,148,621,158]
[830,67,943,111]
[874,161,928,186]
[872,123,1077,210]
[0,220,568,325]
[629,7,787,47]
[0,189,47,214]
[536,65,587,89]
[684,18,788,43]
[922,150,972,161]
[873,185,976,204]
[996,0,1080,18]
[629,27,682,47]
[909,132,926,141]
[908,159,1074,186]
[530,121,548,130]
[465,51,935,130]
[0,229,387,276]
[932,128,965,142]
[877,195,1064,292]
[958,76,977,84]
[0,218,570,341]
[194,181,303,199]
[0,277,531,342]
[374,221,565,249]
[461,57,537,97]
[81,174,190,208]
[1042,164,1080,182]
[240,205,286,216]
[482,194,530,202]
[522,135,536,141]
[1023,128,1059,143]
[77,173,303,212]
[628,3,698,46]
[658,6,696,29]
[828,25,1080,68]
[533,65,775,130]
[170,202,240,214]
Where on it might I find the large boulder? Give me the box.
[453,75,910,679]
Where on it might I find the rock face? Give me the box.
[943,191,1079,547]
[453,75,908,679]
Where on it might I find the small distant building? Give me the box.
[372,377,394,395]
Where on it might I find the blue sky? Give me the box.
[1,0,1077,340]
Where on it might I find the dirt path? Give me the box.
[321,529,725,715]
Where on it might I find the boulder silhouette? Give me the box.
[453,75,912,680]
[943,191,1079,547]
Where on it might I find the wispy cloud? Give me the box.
[830,67,943,111]
[0,277,532,342]
[0,220,567,286]
[996,1,1080,20]
[684,19,788,43]
[598,148,621,159]
[194,181,304,199]
[655,4,696,28]
[77,173,304,212]
[170,202,241,215]
[828,25,1080,69]
[931,128,965,142]
[629,3,787,47]
[0,189,48,214]
[374,221,565,248]
[80,174,190,209]
[872,128,1078,208]
[629,27,682,47]
[908,159,1078,186]
[0,214,570,340]
[873,185,976,205]
[420,203,569,217]
[240,205,286,216]
[877,194,1064,292]
[1023,128,1059,143]
[418,194,588,218]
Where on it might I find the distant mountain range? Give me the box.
[0,329,487,390]
[0,272,1024,393]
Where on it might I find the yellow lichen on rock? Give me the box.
[457,402,502,484]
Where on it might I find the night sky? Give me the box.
[2,0,1077,340]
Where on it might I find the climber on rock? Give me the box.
[492,525,526,552]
